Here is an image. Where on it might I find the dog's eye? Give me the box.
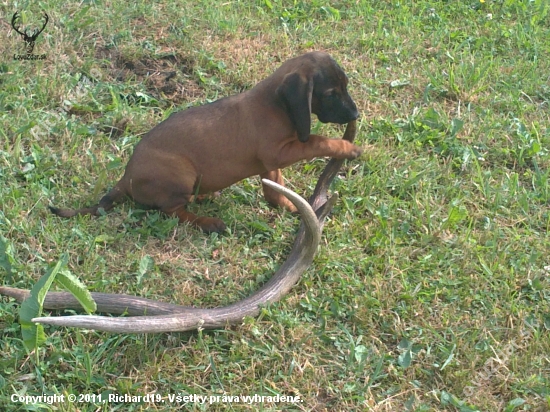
[323,89,338,99]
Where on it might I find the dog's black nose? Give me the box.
[345,97,359,121]
[343,105,359,122]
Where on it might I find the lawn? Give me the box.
[0,0,549,411]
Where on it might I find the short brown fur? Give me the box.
[50,52,362,232]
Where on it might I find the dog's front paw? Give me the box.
[280,197,298,214]
[345,143,363,160]
[264,194,299,213]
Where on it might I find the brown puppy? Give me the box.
[50,51,363,233]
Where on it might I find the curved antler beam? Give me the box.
[0,120,357,333]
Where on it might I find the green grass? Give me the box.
[1,0,549,410]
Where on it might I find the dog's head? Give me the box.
[276,52,359,142]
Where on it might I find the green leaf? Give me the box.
[354,344,368,363]
[139,255,154,276]
[404,394,415,410]
[321,6,340,20]
[450,118,464,137]
[505,398,526,412]
[137,255,155,285]
[440,390,481,411]
[0,236,14,279]
[248,220,272,232]
[15,121,37,135]
[444,205,468,228]
[423,107,442,130]
[398,337,411,350]
[56,269,97,314]
[20,255,68,351]
[94,234,115,244]
[398,349,412,368]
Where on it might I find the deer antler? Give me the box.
[33,12,49,39]
[0,120,357,333]
[11,11,49,40]
[11,12,26,37]
[11,11,48,54]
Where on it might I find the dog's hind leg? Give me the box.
[127,155,228,233]
[163,202,227,233]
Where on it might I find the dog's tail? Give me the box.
[49,186,125,218]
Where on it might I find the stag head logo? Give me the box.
[11,11,49,55]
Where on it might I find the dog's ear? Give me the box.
[277,71,313,142]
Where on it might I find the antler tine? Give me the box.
[11,12,26,37]
[35,12,49,37]
[29,179,322,333]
